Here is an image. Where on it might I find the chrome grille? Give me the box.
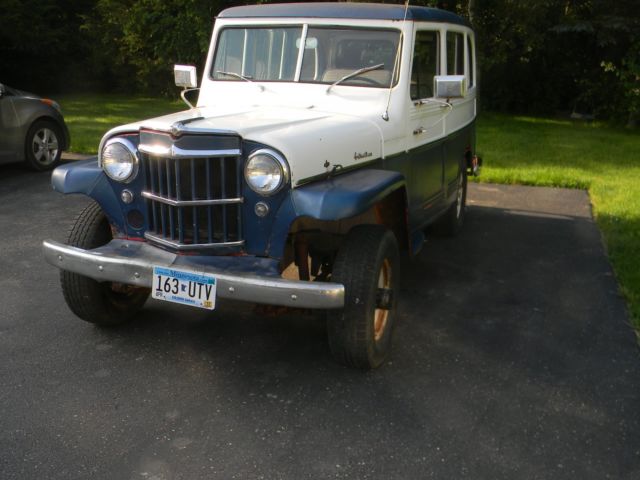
[140,143,244,251]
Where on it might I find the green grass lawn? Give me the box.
[57,94,184,154]
[55,95,640,328]
[477,112,640,328]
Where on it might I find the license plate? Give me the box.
[152,266,217,310]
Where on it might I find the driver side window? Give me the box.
[411,31,439,100]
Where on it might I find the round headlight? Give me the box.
[244,149,289,196]
[100,138,138,183]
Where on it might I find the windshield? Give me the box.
[211,26,401,88]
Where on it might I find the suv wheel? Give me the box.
[327,225,400,369]
[60,202,150,326]
[433,170,467,236]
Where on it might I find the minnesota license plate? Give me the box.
[152,266,217,310]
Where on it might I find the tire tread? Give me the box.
[328,224,399,369]
[60,202,147,326]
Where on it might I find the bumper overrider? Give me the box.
[42,239,345,309]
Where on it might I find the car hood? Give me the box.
[3,84,40,98]
[104,105,384,186]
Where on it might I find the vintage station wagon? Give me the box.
[43,3,479,369]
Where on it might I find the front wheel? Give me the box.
[24,120,63,171]
[327,225,400,369]
[60,202,150,326]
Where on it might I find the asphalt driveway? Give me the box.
[1,164,638,479]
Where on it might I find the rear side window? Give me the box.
[446,32,464,76]
[411,31,439,100]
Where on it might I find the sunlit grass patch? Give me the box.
[57,94,183,154]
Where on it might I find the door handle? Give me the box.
[413,127,427,135]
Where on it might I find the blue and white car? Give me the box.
[43,3,479,369]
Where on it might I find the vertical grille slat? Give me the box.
[205,159,213,243]
[160,203,167,237]
[166,159,175,239]
[156,157,166,236]
[157,158,164,196]
[175,160,185,244]
[147,158,159,232]
[190,159,199,244]
[220,158,228,242]
[235,159,243,238]
[140,134,244,251]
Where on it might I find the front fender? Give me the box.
[51,159,125,231]
[291,169,405,220]
[267,168,406,258]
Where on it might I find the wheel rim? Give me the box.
[374,258,392,342]
[32,127,59,166]
[455,175,464,219]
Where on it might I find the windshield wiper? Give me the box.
[215,70,265,91]
[326,63,385,94]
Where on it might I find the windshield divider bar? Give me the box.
[293,24,308,82]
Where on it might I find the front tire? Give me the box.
[60,202,150,326]
[24,120,63,171]
[327,225,400,369]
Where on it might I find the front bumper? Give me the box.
[43,239,345,309]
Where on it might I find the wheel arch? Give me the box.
[290,168,406,221]
[27,115,70,150]
[267,168,410,261]
[51,159,126,234]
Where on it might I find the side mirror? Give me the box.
[434,75,467,99]
[174,65,198,89]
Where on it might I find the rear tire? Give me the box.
[60,202,149,326]
[327,225,400,369]
[433,170,467,236]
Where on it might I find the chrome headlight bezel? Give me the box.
[99,137,139,183]
[244,149,290,196]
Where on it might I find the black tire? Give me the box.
[433,170,467,236]
[24,119,63,171]
[60,202,150,326]
[327,225,400,369]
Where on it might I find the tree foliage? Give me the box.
[421,0,638,124]
[0,0,95,92]
[81,0,224,94]
[0,0,637,123]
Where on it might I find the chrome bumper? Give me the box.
[42,239,345,309]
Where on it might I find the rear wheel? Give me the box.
[327,225,400,369]
[433,170,467,236]
[60,202,150,326]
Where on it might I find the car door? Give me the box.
[406,27,446,227]
[0,87,20,163]
[442,30,475,194]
